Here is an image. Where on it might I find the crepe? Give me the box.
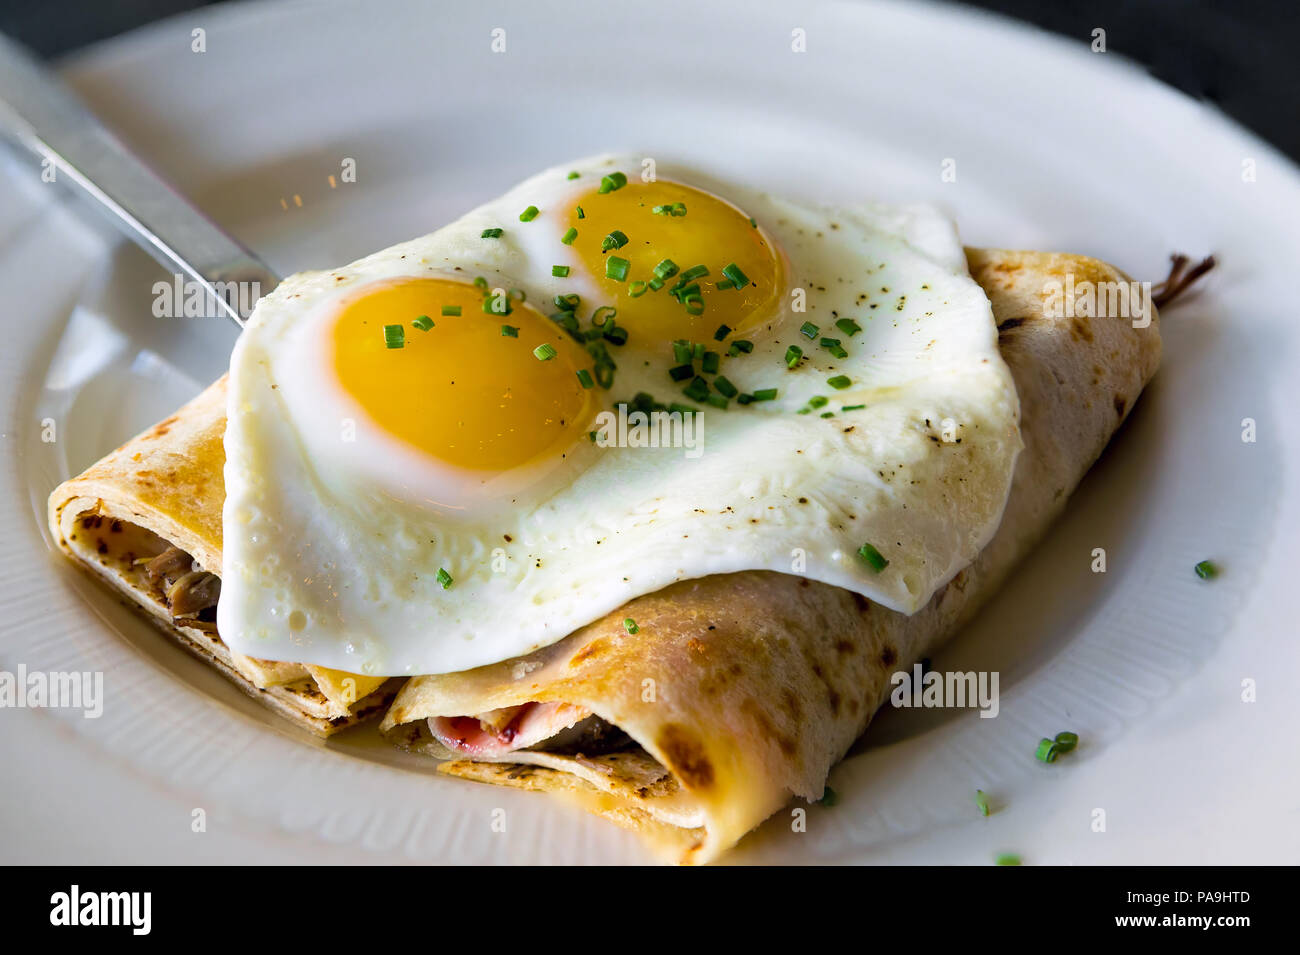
[47,377,399,736]
[380,248,1163,863]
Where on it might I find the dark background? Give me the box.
[2,0,1298,162]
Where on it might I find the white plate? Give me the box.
[3,0,1298,865]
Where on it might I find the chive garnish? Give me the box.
[669,364,695,382]
[821,337,848,359]
[576,369,594,389]
[592,305,617,328]
[567,171,580,180]
[800,321,819,339]
[519,205,540,222]
[827,375,852,390]
[729,339,754,356]
[836,318,862,336]
[480,227,504,239]
[441,305,461,316]
[713,375,738,398]
[722,263,749,288]
[623,618,639,635]
[672,341,693,364]
[603,325,629,346]
[411,316,434,332]
[561,227,578,245]
[576,205,585,219]
[714,324,731,341]
[1054,732,1079,753]
[601,230,629,251]
[383,324,404,349]
[809,395,829,409]
[473,276,489,293]
[683,376,710,401]
[1194,560,1219,580]
[654,259,679,279]
[842,403,865,411]
[533,343,557,361]
[647,277,665,291]
[628,280,648,297]
[975,790,990,816]
[1034,738,1059,763]
[555,293,580,311]
[785,345,803,367]
[857,542,888,572]
[702,350,720,374]
[605,256,630,281]
[995,854,1021,866]
[598,171,628,193]
[751,388,778,401]
[552,265,570,277]
[436,568,453,590]
[501,324,518,337]
[705,393,728,409]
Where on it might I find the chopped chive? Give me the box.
[480,227,504,239]
[827,375,852,390]
[519,205,540,222]
[819,786,838,807]
[601,230,629,251]
[842,403,865,411]
[714,324,731,341]
[652,204,672,215]
[809,395,829,409]
[654,259,679,279]
[683,376,710,402]
[1034,738,1059,763]
[737,393,754,405]
[482,294,510,315]
[705,393,729,409]
[995,854,1021,866]
[857,542,889,572]
[672,340,693,364]
[473,276,489,293]
[441,305,462,316]
[567,170,580,180]
[800,321,819,339]
[748,216,757,228]
[820,337,848,359]
[1053,732,1079,753]
[603,325,628,346]
[670,202,687,216]
[598,171,628,193]
[383,324,404,349]
[628,280,648,297]
[716,279,735,291]
[561,227,578,245]
[436,568,453,590]
[1194,560,1219,580]
[605,256,630,281]
[684,298,704,316]
[647,277,665,291]
[576,205,585,219]
[678,264,709,283]
[693,343,705,360]
[591,305,618,328]
[551,265,570,277]
[836,318,863,336]
[501,324,518,337]
[751,388,778,401]
[702,350,720,374]
[785,345,803,368]
[975,790,990,816]
[713,375,738,398]
[669,364,695,382]
[533,343,557,361]
[722,263,749,288]
[729,339,754,356]
[411,315,434,331]
[820,411,834,418]
[555,293,580,312]
[623,617,639,635]
[576,369,594,389]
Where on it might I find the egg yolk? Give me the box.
[332,278,596,472]
[562,178,783,342]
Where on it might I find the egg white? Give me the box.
[218,154,1021,676]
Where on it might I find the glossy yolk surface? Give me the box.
[563,179,783,342]
[332,278,596,471]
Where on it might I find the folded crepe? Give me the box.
[380,248,1163,863]
[47,377,399,736]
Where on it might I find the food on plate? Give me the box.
[47,154,1171,862]
[379,248,1161,863]
[47,380,398,735]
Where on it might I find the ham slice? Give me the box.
[430,702,592,758]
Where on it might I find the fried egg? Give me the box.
[218,154,1021,676]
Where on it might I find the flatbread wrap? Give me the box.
[47,377,399,736]
[379,248,1163,863]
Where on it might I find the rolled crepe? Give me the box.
[380,248,1162,863]
[48,377,399,736]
